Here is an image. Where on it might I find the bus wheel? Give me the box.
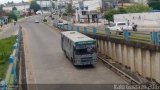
[72,58,75,65]
[71,58,73,62]
[64,51,68,58]
[65,54,68,59]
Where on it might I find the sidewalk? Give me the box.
[0,16,29,40]
[0,23,18,39]
[0,23,12,31]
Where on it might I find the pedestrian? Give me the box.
[132,23,137,31]
[14,21,17,25]
[127,20,130,26]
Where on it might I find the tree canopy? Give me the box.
[104,4,151,21]
[148,0,160,10]
[8,11,18,21]
[51,2,55,9]
[12,6,17,11]
[7,6,18,21]
[125,4,152,13]
[30,0,41,13]
[0,5,3,11]
[65,3,75,15]
[104,9,120,21]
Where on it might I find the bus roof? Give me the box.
[61,31,95,43]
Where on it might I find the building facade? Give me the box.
[132,0,148,5]
[3,2,30,11]
[75,0,102,23]
[0,16,8,25]
[114,12,160,27]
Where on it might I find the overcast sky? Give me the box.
[0,0,28,4]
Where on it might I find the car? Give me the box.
[36,10,42,15]
[52,13,56,15]
[107,22,133,31]
[57,20,68,25]
[35,20,40,23]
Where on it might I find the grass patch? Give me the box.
[0,36,16,80]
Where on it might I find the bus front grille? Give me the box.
[81,57,92,60]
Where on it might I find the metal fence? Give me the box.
[0,26,22,90]
[53,23,160,46]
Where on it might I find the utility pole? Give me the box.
[59,0,63,18]
[40,0,43,14]
[121,0,124,8]
[70,0,73,5]
[50,0,52,13]
[22,0,25,13]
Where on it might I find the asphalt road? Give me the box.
[19,15,127,90]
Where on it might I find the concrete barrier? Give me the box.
[0,26,22,89]
[53,22,160,84]
[87,34,160,84]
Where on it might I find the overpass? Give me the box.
[53,17,160,85]
[1,15,160,90]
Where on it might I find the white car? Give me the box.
[107,22,133,31]
[36,11,42,15]
[34,20,40,23]
[57,20,68,25]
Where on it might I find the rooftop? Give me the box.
[61,31,95,43]
[4,2,30,7]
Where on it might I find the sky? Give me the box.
[0,0,28,4]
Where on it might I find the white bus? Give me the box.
[61,31,97,66]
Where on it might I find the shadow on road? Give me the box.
[75,65,95,70]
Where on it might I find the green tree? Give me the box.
[30,0,40,13]
[12,6,17,11]
[125,4,152,13]
[52,2,55,9]
[119,7,127,14]
[104,4,151,21]
[66,3,75,15]
[0,5,3,11]
[148,0,160,10]
[8,11,17,21]
[104,9,120,21]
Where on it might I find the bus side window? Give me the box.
[70,42,71,48]
[68,39,69,44]
[69,40,70,48]
[62,36,64,42]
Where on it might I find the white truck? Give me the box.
[107,22,133,31]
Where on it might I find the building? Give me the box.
[3,2,30,11]
[114,12,160,27]
[75,0,102,23]
[37,0,51,10]
[0,16,8,26]
[132,0,148,5]
[72,0,83,6]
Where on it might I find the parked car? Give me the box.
[107,22,133,31]
[36,11,42,15]
[57,20,68,25]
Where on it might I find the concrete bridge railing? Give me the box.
[0,26,22,90]
[91,34,160,84]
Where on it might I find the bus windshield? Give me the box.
[75,45,96,55]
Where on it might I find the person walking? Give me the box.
[132,23,137,31]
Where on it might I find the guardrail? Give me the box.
[53,22,160,46]
[0,26,22,90]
